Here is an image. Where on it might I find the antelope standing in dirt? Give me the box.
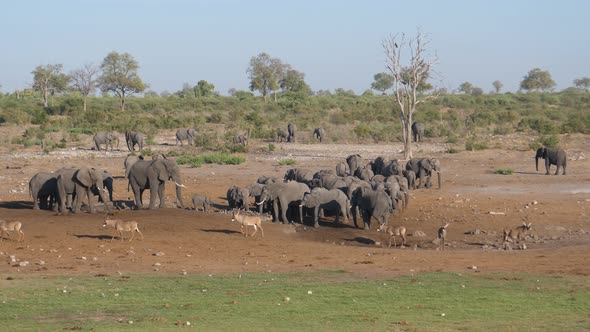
[0,220,24,242]
[438,223,449,251]
[503,221,532,243]
[103,215,143,242]
[231,210,266,238]
[378,223,406,248]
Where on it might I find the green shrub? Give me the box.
[539,135,559,148]
[465,136,488,151]
[494,168,513,175]
[141,147,154,157]
[279,158,296,166]
[176,153,246,168]
[268,143,276,152]
[447,147,461,154]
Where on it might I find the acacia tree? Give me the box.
[99,51,146,111]
[573,77,590,91]
[247,52,283,103]
[458,82,473,94]
[194,80,216,97]
[371,72,394,95]
[520,68,555,92]
[383,30,438,159]
[492,80,503,93]
[279,67,311,95]
[32,64,69,107]
[69,63,99,112]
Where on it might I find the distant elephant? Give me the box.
[258,181,310,224]
[192,194,212,212]
[300,187,350,227]
[335,161,350,177]
[233,134,248,146]
[405,158,441,189]
[535,147,567,175]
[284,168,314,186]
[227,185,250,209]
[125,131,144,152]
[313,127,326,142]
[276,129,288,143]
[346,154,363,176]
[412,122,425,142]
[29,172,58,210]
[93,131,119,151]
[350,186,393,230]
[287,123,297,143]
[128,159,186,209]
[56,167,111,214]
[176,128,197,146]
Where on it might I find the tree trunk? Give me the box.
[404,116,413,160]
[43,90,49,108]
[120,94,126,112]
[83,95,87,112]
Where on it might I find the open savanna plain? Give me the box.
[0,130,589,331]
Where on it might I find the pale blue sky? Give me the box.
[2,0,589,94]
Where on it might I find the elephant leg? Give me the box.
[158,183,166,208]
[362,210,371,231]
[298,205,304,225]
[351,205,359,228]
[545,160,550,175]
[88,191,95,213]
[33,194,41,210]
[149,187,158,209]
[279,199,289,224]
[562,164,566,175]
[272,200,280,223]
[334,206,341,224]
[132,185,142,209]
[313,206,320,227]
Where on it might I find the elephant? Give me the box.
[287,123,297,143]
[90,170,114,203]
[381,160,403,177]
[405,158,441,189]
[227,185,250,210]
[128,159,186,209]
[535,147,567,175]
[354,166,374,181]
[312,174,349,193]
[412,122,425,143]
[93,131,119,151]
[382,180,404,212]
[313,127,326,142]
[388,175,409,208]
[56,167,112,214]
[350,186,393,230]
[346,154,363,176]
[370,156,388,175]
[176,128,197,146]
[276,129,288,143]
[257,181,310,224]
[257,175,277,185]
[124,154,144,178]
[125,131,144,152]
[246,183,267,213]
[402,169,416,190]
[29,172,58,210]
[192,194,212,212]
[284,168,314,186]
[335,161,350,177]
[300,188,350,227]
[233,134,248,146]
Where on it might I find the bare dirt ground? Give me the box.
[1,128,589,279]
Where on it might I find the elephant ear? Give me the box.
[155,160,173,182]
[75,167,97,187]
[421,159,432,171]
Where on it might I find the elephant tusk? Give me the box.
[174,181,187,188]
[256,199,265,206]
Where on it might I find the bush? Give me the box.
[465,136,488,151]
[176,153,246,168]
[539,135,559,148]
[494,168,513,175]
[278,158,296,166]
[447,148,461,154]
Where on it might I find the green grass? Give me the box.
[495,168,514,175]
[0,272,588,331]
[279,158,296,166]
[176,153,246,168]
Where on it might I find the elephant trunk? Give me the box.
[175,184,184,208]
[97,185,111,212]
[437,171,441,189]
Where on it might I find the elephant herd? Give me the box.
[29,154,187,214]
[225,154,441,230]
[276,123,326,143]
[92,128,200,153]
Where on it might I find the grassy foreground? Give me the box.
[0,271,588,331]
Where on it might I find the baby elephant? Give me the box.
[192,194,212,212]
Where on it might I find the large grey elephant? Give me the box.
[227,185,250,209]
[312,174,348,192]
[313,127,326,142]
[56,167,111,214]
[388,175,410,208]
[412,122,425,143]
[287,123,297,143]
[276,129,288,143]
[535,147,567,175]
[401,170,416,190]
[176,128,197,146]
[350,186,393,230]
[93,131,119,151]
[125,131,144,152]
[124,154,144,178]
[29,172,58,210]
[405,158,441,189]
[257,175,277,185]
[257,181,310,224]
[300,187,350,227]
[91,171,114,203]
[335,161,350,177]
[128,159,186,209]
[284,168,314,186]
[246,183,267,213]
[354,166,374,181]
[346,154,363,176]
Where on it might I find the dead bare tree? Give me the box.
[70,64,99,112]
[383,30,438,160]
